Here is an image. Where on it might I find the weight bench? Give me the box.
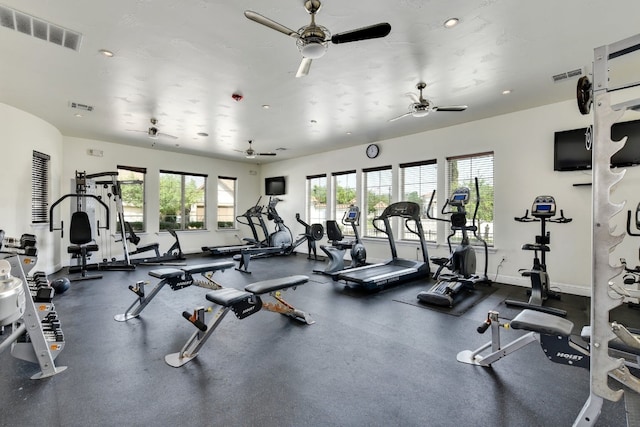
[114,261,234,322]
[165,274,311,367]
[457,309,590,368]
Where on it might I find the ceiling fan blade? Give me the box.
[331,22,391,44]
[433,106,468,112]
[296,57,313,78]
[244,10,299,38]
[258,152,277,156]
[388,112,413,122]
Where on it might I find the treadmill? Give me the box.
[334,201,430,290]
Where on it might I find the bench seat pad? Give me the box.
[182,261,234,275]
[245,275,309,295]
[206,288,252,307]
[511,309,574,336]
[148,268,184,279]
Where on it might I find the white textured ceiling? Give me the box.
[1,0,640,163]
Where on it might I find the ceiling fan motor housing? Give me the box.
[297,25,330,58]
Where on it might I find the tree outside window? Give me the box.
[159,171,206,231]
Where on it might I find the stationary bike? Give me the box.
[314,205,367,275]
[417,177,490,307]
[505,195,571,317]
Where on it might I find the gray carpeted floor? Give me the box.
[0,253,634,426]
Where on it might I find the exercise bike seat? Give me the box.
[511,309,573,336]
[521,243,550,252]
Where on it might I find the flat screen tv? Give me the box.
[265,176,286,195]
[553,119,640,171]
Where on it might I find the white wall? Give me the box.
[61,137,262,259]
[0,103,63,274]
[261,99,640,296]
[5,98,640,296]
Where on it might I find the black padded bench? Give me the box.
[511,308,574,336]
[166,275,312,368]
[114,261,234,322]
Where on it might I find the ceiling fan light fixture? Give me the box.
[412,110,430,118]
[298,39,328,59]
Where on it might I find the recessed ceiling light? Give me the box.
[99,49,114,57]
[262,104,270,109]
[346,131,352,135]
[74,113,82,118]
[197,132,209,137]
[502,89,512,95]
[443,18,459,28]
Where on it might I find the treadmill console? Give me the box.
[449,187,470,207]
[382,201,421,219]
[531,195,556,218]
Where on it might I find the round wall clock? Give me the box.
[366,144,380,159]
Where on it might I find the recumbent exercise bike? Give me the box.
[314,205,366,275]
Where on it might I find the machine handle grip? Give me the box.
[182,311,207,332]
[477,320,491,334]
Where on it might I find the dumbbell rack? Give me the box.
[1,254,67,379]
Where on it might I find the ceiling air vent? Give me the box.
[552,67,584,83]
[69,102,94,112]
[0,4,82,51]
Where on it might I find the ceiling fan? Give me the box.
[389,83,468,122]
[235,140,276,159]
[244,0,391,78]
[127,118,177,140]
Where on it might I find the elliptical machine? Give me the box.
[235,197,324,273]
[314,205,367,275]
[505,195,571,317]
[417,177,490,307]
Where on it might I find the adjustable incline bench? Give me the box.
[114,261,234,322]
[165,274,311,367]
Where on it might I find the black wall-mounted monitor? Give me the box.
[265,176,286,195]
[553,127,592,171]
[553,119,640,171]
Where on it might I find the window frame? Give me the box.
[217,176,237,230]
[446,151,494,246]
[399,159,438,242]
[159,169,207,231]
[362,165,393,238]
[306,174,327,226]
[117,165,146,232]
[332,170,357,237]
[31,150,50,224]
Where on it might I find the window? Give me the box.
[447,152,494,245]
[31,151,50,223]
[363,166,392,238]
[332,170,357,236]
[118,166,146,232]
[400,160,437,241]
[307,174,327,226]
[217,176,236,229]
[159,170,207,231]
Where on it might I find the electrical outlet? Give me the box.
[501,256,507,263]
